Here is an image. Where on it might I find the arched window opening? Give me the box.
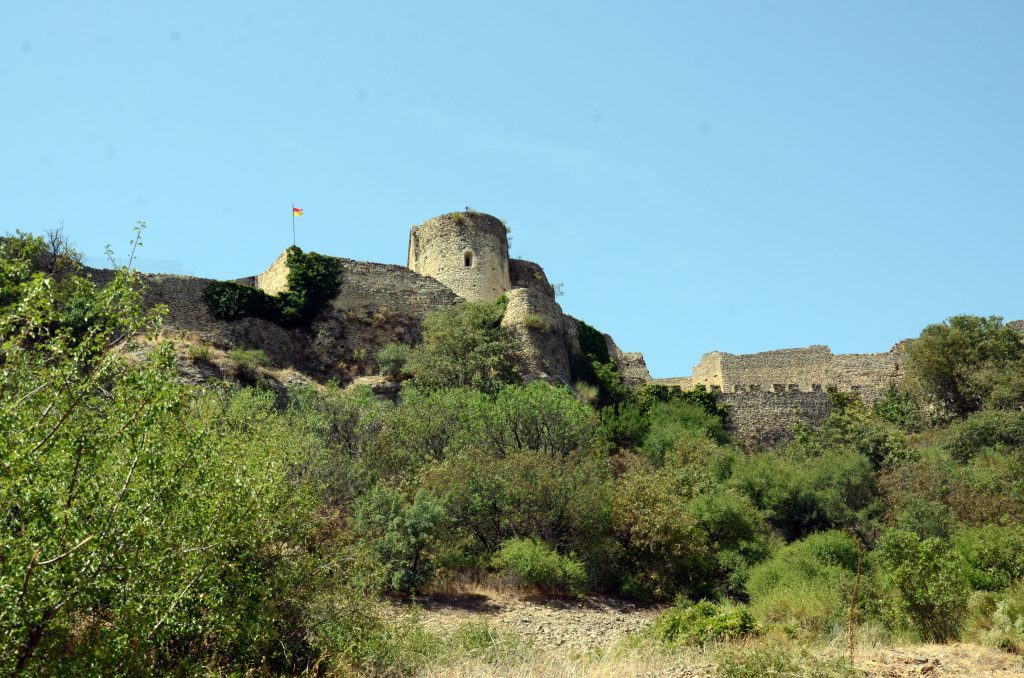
[463,250,474,267]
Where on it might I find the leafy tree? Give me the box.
[483,382,596,457]
[904,315,1024,418]
[875,529,969,641]
[405,299,520,394]
[353,485,445,594]
[0,238,323,674]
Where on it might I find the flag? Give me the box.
[293,206,304,216]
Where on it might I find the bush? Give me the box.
[745,531,861,636]
[227,347,270,383]
[377,342,412,378]
[875,529,969,642]
[522,313,551,333]
[492,538,587,596]
[953,525,1024,591]
[599,402,650,450]
[353,485,445,594]
[186,341,213,363]
[644,400,727,464]
[405,299,520,394]
[652,600,757,645]
[729,450,874,540]
[904,315,1024,418]
[966,584,1024,654]
[203,246,343,327]
[943,409,1024,463]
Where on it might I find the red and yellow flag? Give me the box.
[292,206,304,216]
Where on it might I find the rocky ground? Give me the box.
[397,588,1024,677]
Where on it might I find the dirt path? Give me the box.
[398,590,1024,677]
[402,589,663,653]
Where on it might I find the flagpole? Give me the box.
[292,202,296,246]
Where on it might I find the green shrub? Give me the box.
[904,315,1024,418]
[652,600,757,645]
[953,525,1024,591]
[185,341,213,363]
[405,299,520,394]
[943,409,1024,463]
[202,246,343,327]
[967,584,1024,654]
[353,485,445,594]
[729,450,874,540]
[522,313,551,333]
[377,342,412,378]
[644,400,728,464]
[875,529,969,641]
[576,320,610,365]
[227,347,270,382]
[745,531,861,636]
[573,380,599,405]
[599,402,650,450]
[492,538,587,596]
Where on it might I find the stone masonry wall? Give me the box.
[408,212,511,302]
[721,391,832,448]
[501,287,573,384]
[255,251,290,295]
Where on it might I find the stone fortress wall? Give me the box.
[90,210,1024,447]
[103,210,647,390]
[654,342,907,445]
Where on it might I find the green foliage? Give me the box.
[522,313,551,333]
[943,409,1024,463]
[904,315,1024,418]
[797,388,909,469]
[745,531,861,635]
[405,299,520,394]
[492,538,587,596]
[652,600,757,645]
[575,320,610,365]
[965,584,1024,655]
[420,448,614,579]
[872,383,925,432]
[644,400,728,465]
[729,449,875,540]
[202,246,343,327]
[377,341,412,378]
[892,499,957,540]
[353,485,446,594]
[485,381,597,456]
[875,529,969,641]
[0,243,326,674]
[953,526,1024,591]
[598,401,650,450]
[185,341,213,363]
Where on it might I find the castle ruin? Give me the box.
[84,210,1021,446]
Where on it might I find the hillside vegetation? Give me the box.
[3,231,1024,676]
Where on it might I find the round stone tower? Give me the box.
[408,212,511,301]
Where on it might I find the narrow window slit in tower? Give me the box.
[464,251,473,267]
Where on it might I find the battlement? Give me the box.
[657,344,903,404]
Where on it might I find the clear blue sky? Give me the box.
[3,1,1022,378]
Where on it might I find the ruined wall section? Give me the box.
[255,250,290,295]
[830,352,902,401]
[509,258,556,298]
[501,288,573,384]
[721,391,832,448]
[408,212,511,302]
[719,346,833,394]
